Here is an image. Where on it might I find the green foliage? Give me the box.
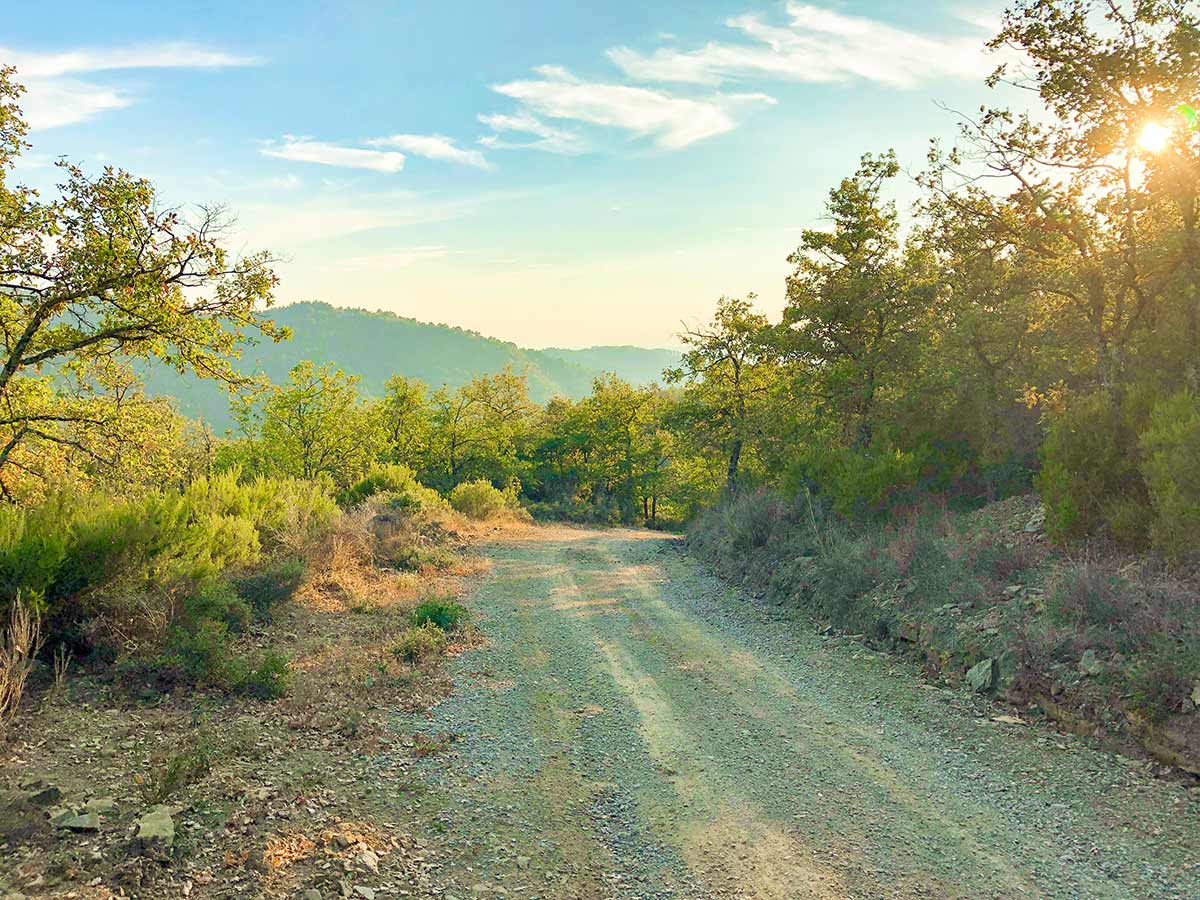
[182,580,251,634]
[141,738,215,804]
[340,464,444,511]
[410,598,469,632]
[391,622,448,666]
[787,445,929,520]
[1140,391,1200,562]
[234,361,381,489]
[449,480,507,520]
[0,68,281,499]
[232,651,292,700]
[235,557,305,621]
[1036,393,1147,544]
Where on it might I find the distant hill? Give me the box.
[541,346,682,387]
[142,302,681,430]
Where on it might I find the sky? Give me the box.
[3,1,1016,348]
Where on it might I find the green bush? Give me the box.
[787,445,929,520]
[1036,391,1148,545]
[391,622,448,666]
[1140,390,1200,562]
[232,651,292,700]
[235,557,305,621]
[183,580,251,634]
[342,464,427,508]
[1127,637,1200,723]
[449,480,507,520]
[162,618,233,685]
[0,500,68,608]
[410,598,469,631]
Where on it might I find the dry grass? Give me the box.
[0,593,42,738]
[0,499,487,899]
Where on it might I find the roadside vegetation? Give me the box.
[0,0,1199,894]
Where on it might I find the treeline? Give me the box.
[3,2,1200,595]
[670,1,1200,564]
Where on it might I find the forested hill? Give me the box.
[142,302,681,429]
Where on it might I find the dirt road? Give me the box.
[394,526,1198,899]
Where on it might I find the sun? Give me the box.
[1138,122,1171,153]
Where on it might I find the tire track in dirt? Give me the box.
[394,526,1200,900]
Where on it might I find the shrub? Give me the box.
[233,651,291,700]
[410,598,469,631]
[787,445,930,520]
[0,594,42,737]
[162,618,233,685]
[1140,390,1200,562]
[1127,637,1200,723]
[341,464,421,507]
[391,622,448,666]
[1036,391,1148,545]
[183,580,251,634]
[141,739,214,804]
[235,557,305,621]
[449,480,507,520]
[0,502,68,607]
[1044,560,1127,630]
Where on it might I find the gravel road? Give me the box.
[391,525,1199,900]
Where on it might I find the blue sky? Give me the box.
[3,1,1013,347]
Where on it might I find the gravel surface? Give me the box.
[389,525,1199,900]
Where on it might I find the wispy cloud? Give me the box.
[322,246,450,272]
[477,112,587,155]
[491,65,773,150]
[608,2,992,89]
[367,133,490,169]
[260,136,407,173]
[3,41,260,129]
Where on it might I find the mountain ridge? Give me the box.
[142,302,681,429]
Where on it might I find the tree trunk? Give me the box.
[726,438,743,493]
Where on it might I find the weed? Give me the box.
[391,622,447,667]
[0,593,41,736]
[410,598,469,631]
[141,738,215,804]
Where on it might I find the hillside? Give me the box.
[142,302,680,429]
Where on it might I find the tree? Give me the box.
[375,375,432,471]
[426,368,535,490]
[242,362,380,488]
[0,68,283,497]
[782,152,932,450]
[926,0,1200,388]
[666,295,778,492]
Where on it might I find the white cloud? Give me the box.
[2,42,260,78]
[260,136,406,173]
[234,190,481,247]
[367,133,490,169]
[477,112,587,154]
[609,2,993,89]
[491,65,773,150]
[3,41,261,130]
[260,173,303,191]
[18,78,130,130]
[322,246,450,272]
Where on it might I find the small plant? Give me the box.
[391,622,448,666]
[140,738,215,804]
[236,557,305,621]
[410,598,469,632]
[233,651,292,700]
[410,731,458,757]
[52,644,72,694]
[449,480,507,520]
[0,593,42,736]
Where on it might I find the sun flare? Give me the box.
[1138,122,1171,153]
